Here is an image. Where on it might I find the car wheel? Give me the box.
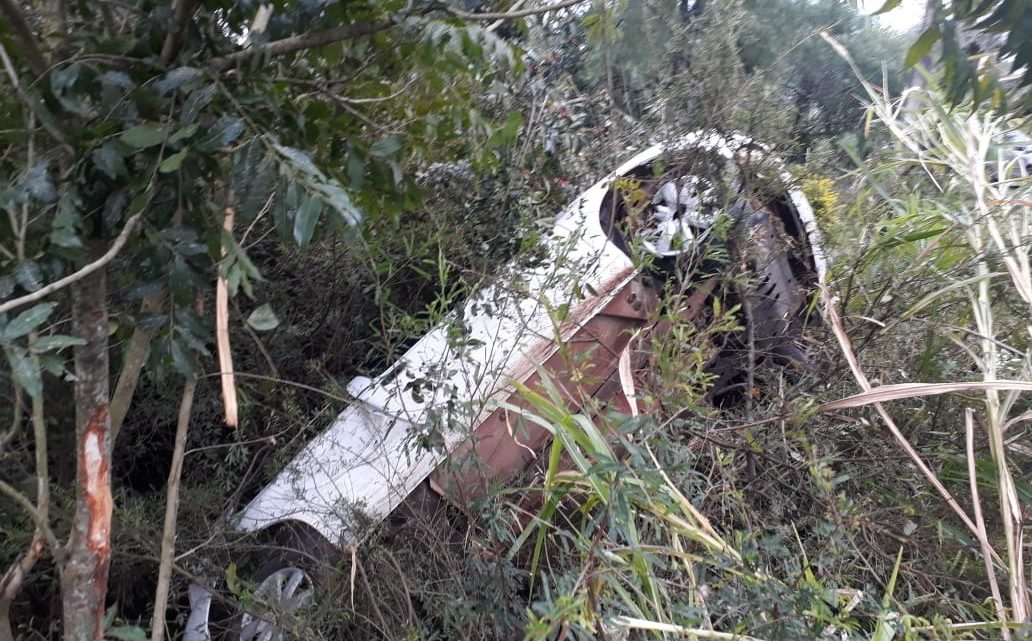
[191,525,338,641]
[234,559,316,641]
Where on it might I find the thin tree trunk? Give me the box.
[62,255,112,641]
[149,377,197,641]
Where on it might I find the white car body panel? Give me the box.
[232,132,828,546]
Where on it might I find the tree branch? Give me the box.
[0,0,49,77]
[444,0,588,21]
[209,20,392,71]
[205,0,577,72]
[0,213,141,316]
[0,382,22,456]
[159,0,198,65]
[0,479,59,553]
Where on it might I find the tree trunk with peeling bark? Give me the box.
[61,257,112,641]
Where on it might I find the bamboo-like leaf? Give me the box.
[821,381,1032,411]
[897,273,1004,320]
[905,26,941,68]
[608,616,770,641]
[871,547,904,641]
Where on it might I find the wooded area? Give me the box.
[0,0,1030,639]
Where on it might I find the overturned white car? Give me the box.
[186,132,828,641]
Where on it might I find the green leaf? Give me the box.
[51,189,83,249]
[99,71,134,90]
[905,26,941,68]
[272,178,296,243]
[38,353,65,377]
[6,346,41,397]
[233,139,275,220]
[158,148,189,173]
[106,625,147,641]
[181,84,216,125]
[315,182,362,226]
[246,304,280,331]
[30,334,86,352]
[347,150,365,189]
[273,144,326,179]
[169,257,196,306]
[169,123,200,144]
[504,110,523,137]
[127,186,155,218]
[91,143,128,180]
[175,324,209,357]
[136,313,168,331]
[155,66,203,95]
[23,162,55,203]
[293,197,322,248]
[170,335,199,378]
[873,0,903,14]
[13,260,42,292]
[2,302,57,340]
[121,124,166,149]
[872,546,905,641]
[370,135,403,158]
[197,116,245,151]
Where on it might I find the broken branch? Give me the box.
[216,207,238,427]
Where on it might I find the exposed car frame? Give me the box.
[185,131,828,641]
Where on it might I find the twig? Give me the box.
[209,21,392,71]
[355,556,390,637]
[0,213,142,316]
[27,345,52,555]
[0,382,22,455]
[211,371,352,404]
[444,0,587,21]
